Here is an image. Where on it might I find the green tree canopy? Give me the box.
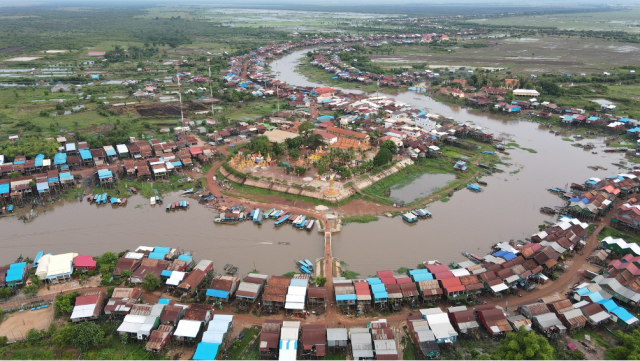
[54,291,80,316]
[607,329,640,360]
[141,273,162,291]
[72,322,105,352]
[298,122,316,137]
[373,148,393,167]
[0,137,59,161]
[380,139,397,154]
[316,276,327,287]
[492,327,555,360]
[304,133,325,150]
[247,135,272,155]
[23,284,39,297]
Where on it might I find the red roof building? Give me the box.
[73,255,97,271]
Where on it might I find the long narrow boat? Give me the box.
[150,197,156,205]
[306,220,315,231]
[253,208,260,222]
[296,216,307,228]
[274,214,289,227]
[263,208,275,218]
[299,265,311,274]
[255,213,264,225]
[304,259,314,270]
[166,204,172,212]
[121,198,127,205]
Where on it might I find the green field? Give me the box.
[467,8,640,33]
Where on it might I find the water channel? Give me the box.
[0,48,630,277]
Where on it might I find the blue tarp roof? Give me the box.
[193,342,221,361]
[148,252,165,260]
[171,161,182,167]
[158,298,170,305]
[576,287,591,296]
[290,278,308,287]
[335,294,356,301]
[493,250,507,257]
[585,291,604,303]
[502,252,517,261]
[0,183,9,194]
[54,153,67,165]
[318,115,334,119]
[161,270,172,277]
[412,273,434,282]
[47,177,58,184]
[619,118,630,123]
[206,289,230,299]
[366,277,382,285]
[105,148,116,156]
[588,116,600,121]
[79,149,92,160]
[35,154,44,167]
[154,247,170,254]
[13,160,25,165]
[97,169,112,179]
[371,284,386,293]
[611,307,636,323]
[60,172,72,180]
[599,299,618,312]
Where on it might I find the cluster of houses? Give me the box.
[0,251,96,289]
[0,134,216,204]
[563,172,640,221]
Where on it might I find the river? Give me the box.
[272,49,627,276]
[1,194,322,278]
[1,49,629,278]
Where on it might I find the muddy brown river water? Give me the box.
[0,49,630,277]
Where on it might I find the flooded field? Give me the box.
[272,49,629,275]
[389,173,456,203]
[0,194,323,277]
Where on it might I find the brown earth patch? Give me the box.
[0,46,35,56]
[370,54,583,66]
[135,101,207,117]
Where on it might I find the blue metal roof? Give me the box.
[576,287,591,296]
[97,169,112,179]
[79,149,92,160]
[60,172,72,180]
[105,148,116,156]
[193,342,221,360]
[148,252,165,260]
[290,278,308,287]
[161,270,172,277]
[611,307,636,323]
[599,299,618,312]
[6,269,24,283]
[47,177,59,184]
[412,273,434,282]
[206,289,230,299]
[10,262,26,270]
[335,294,356,301]
[158,298,170,305]
[154,247,171,254]
[366,277,382,285]
[373,292,389,300]
[409,269,430,275]
[371,284,386,293]
[34,251,44,264]
[178,255,192,262]
[37,182,49,193]
[585,291,603,303]
[54,153,67,165]
[0,184,9,194]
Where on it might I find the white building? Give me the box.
[415,116,436,132]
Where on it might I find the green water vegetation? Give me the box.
[341,214,379,224]
[562,137,574,142]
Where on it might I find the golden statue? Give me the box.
[329,173,335,190]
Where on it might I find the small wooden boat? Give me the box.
[86,194,93,201]
[166,204,172,212]
[171,202,177,210]
[477,180,487,186]
[278,242,291,245]
[129,187,137,194]
[121,198,127,205]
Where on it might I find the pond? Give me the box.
[388,173,456,203]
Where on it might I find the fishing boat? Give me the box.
[121,198,127,205]
[304,259,314,270]
[166,204,172,212]
[255,212,264,225]
[547,187,568,194]
[295,216,306,227]
[263,208,275,218]
[150,197,156,205]
[271,210,281,219]
[181,188,194,196]
[467,184,482,192]
[129,187,137,194]
[402,212,418,223]
[540,206,558,215]
[214,212,239,224]
[238,212,245,221]
[253,208,260,222]
[274,214,290,227]
[278,242,291,245]
[477,180,488,186]
[306,220,315,231]
[299,265,311,274]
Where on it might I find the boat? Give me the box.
[299,265,311,274]
[7,205,14,212]
[477,180,487,186]
[255,213,264,225]
[155,196,163,205]
[253,208,260,222]
[274,214,290,227]
[402,212,418,223]
[150,197,156,205]
[306,220,315,231]
[540,206,558,215]
[238,212,245,221]
[592,151,598,154]
[214,212,239,224]
[263,208,275,218]
[86,194,93,201]
[467,184,482,192]
[121,198,127,205]
[181,188,194,196]
[295,216,306,227]
[278,242,291,245]
[171,202,177,210]
[129,187,137,194]
[547,187,568,194]
[166,204,172,212]
[271,210,281,219]
[304,259,314,270]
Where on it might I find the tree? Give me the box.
[141,273,162,291]
[120,270,132,279]
[294,166,307,176]
[95,252,118,271]
[316,276,327,287]
[373,148,393,167]
[72,322,105,352]
[380,139,398,154]
[491,327,555,360]
[298,122,316,137]
[289,148,300,160]
[607,329,640,359]
[304,133,325,150]
[54,291,80,315]
[316,157,330,176]
[284,136,303,151]
[25,328,41,345]
[23,284,39,297]
[247,135,272,155]
[0,288,11,299]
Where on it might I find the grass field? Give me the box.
[467,8,640,33]
[597,225,640,244]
